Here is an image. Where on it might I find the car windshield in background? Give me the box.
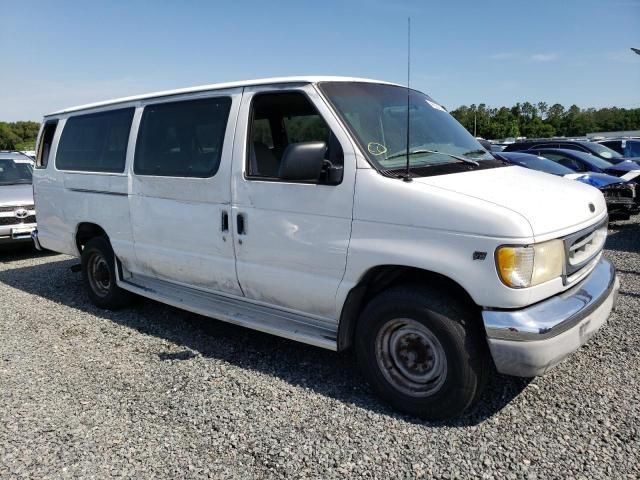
[515,155,574,175]
[561,150,615,169]
[588,142,623,159]
[319,82,494,173]
[0,159,33,185]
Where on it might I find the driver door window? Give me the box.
[247,92,343,183]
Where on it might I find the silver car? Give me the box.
[0,152,37,245]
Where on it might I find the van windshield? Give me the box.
[0,159,33,185]
[319,82,495,175]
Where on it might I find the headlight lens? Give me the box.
[496,239,564,288]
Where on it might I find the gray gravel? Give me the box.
[1,218,639,479]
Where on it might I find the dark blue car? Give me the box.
[495,151,638,220]
[503,139,640,165]
[526,148,640,179]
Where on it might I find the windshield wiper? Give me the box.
[386,148,480,166]
[463,149,490,157]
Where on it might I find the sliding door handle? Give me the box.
[221,211,229,232]
[236,213,246,235]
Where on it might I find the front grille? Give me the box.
[602,183,635,201]
[563,219,608,280]
[0,204,34,213]
[0,215,36,226]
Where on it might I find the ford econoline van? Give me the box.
[32,77,619,419]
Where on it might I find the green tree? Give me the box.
[0,121,41,150]
[450,102,640,139]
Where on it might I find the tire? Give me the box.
[81,237,133,310]
[355,285,489,420]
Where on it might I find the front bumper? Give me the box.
[0,223,37,245]
[482,257,619,377]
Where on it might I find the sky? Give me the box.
[1,0,639,121]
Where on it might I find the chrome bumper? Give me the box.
[0,224,37,245]
[483,257,619,377]
[31,229,43,250]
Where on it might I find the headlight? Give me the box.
[496,239,564,288]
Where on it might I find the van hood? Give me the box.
[413,165,606,237]
[0,184,34,206]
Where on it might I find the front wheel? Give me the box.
[355,285,489,420]
[81,237,133,310]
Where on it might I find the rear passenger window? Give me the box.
[56,108,134,173]
[134,97,231,178]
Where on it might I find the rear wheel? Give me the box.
[355,285,489,420]
[81,237,133,310]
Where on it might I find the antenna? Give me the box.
[403,17,412,182]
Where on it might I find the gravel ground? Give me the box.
[1,219,639,479]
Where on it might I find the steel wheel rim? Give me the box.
[87,252,111,298]
[375,318,447,397]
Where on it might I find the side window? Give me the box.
[574,160,588,171]
[283,115,329,144]
[36,120,58,169]
[557,157,583,171]
[248,92,343,184]
[252,119,274,149]
[560,143,583,152]
[135,97,231,178]
[56,108,134,173]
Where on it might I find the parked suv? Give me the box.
[0,152,37,245]
[32,77,619,419]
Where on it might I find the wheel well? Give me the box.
[337,265,479,351]
[75,222,108,254]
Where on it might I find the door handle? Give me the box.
[221,211,229,232]
[237,213,246,235]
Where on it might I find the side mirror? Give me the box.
[279,141,327,182]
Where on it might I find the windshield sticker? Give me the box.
[426,100,446,112]
[368,142,388,156]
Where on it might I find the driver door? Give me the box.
[230,84,357,319]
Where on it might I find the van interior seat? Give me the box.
[251,142,280,177]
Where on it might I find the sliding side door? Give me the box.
[129,89,243,296]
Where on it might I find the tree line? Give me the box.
[0,121,41,150]
[449,103,640,140]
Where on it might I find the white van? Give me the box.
[32,77,619,419]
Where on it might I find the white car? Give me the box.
[0,152,37,245]
[32,77,619,419]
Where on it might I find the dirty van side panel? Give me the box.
[128,89,243,296]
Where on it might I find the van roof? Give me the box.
[46,76,400,117]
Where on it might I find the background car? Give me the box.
[0,152,37,246]
[597,138,640,158]
[524,148,640,180]
[495,151,637,220]
[503,139,640,165]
